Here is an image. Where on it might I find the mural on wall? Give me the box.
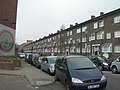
[0,24,15,56]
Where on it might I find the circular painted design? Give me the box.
[0,30,14,52]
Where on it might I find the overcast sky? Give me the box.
[16,0,120,44]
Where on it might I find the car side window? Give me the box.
[42,58,48,63]
[60,58,67,69]
[56,57,63,66]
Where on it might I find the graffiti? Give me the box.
[0,30,14,52]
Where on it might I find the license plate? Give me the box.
[88,84,100,89]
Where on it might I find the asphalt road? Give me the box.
[0,71,119,90]
[39,71,120,90]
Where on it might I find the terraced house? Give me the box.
[23,8,120,60]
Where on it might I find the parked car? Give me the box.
[110,56,120,74]
[89,55,111,71]
[18,52,25,59]
[41,56,57,74]
[27,53,39,65]
[55,55,107,90]
[33,56,45,68]
[24,53,31,62]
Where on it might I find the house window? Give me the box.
[89,36,91,41]
[94,22,98,29]
[87,45,91,53]
[91,33,95,40]
[82,26,87,32]
[70,47,75,53]
[77,28,81,33]
[114,46,120,53]
[99,20,104,27]
[114,16,120,23]
[67,31,69,36]
[97,31,104,40]
[102,43,112,53]
[70,31,72,35]
[106,33,111,39]
[58,35,60,38]
[68,38,72,44]
[72,40,75,44]
[82,37,86,42]
[114,31,120,38]
[76,48,80,53]
[82,48,85,53]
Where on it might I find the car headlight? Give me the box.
[100,75,106,81]
[72,78,83,83]
[103,62,108,66]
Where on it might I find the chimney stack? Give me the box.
[100,12,104,16]
[91,15,95,19]
[70,24,73,27]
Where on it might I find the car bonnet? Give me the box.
[69,67,102,81]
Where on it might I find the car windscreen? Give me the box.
[97,56,106,61]
[48,57,56,64]
[67,57,96,70]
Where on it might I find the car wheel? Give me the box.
[65,80,73,90]
[48,69,51,75]
[98,65,103,71]
[112,66,118,74]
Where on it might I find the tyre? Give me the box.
[48,69,52,75]
[112,66,118,74]
[65,80,74,90]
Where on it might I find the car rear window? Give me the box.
[48,57,57,64]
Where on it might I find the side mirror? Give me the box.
[59,66,67,70]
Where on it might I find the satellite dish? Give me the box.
[103,53,109,58]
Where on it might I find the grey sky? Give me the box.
[16,0,120,44]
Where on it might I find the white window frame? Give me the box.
[77,28,81,33]
[76,48,80,53]
[114,31,120,38]
[67,31,69,36]
[114,16,120,23]
[94,22,98,29]
[106,33,111,39]
[97,31,104,40]
[91,33,95,40]
[82,26,87,32]
[114,46,120,53]
[70,31,72,35]
[99,20,104,27]
[102,43,112,53]
[82,37,86,42]
[82,48,85,53]
[87,45,91,53]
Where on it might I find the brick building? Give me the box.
[23,8,120,60]
[0,0,18,56]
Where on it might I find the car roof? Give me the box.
[44,56,57,58]
[61,55,86,59]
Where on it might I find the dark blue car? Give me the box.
[55,55,107,90]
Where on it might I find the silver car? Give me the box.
[41,56,57,74]
[110,56,120,74]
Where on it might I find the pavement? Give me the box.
[0,60,55,88]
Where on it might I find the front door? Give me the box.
[92,45,100,55]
